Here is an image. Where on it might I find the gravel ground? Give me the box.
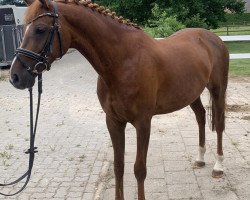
[0,51,249,200]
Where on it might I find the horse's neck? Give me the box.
[60,4,139,78]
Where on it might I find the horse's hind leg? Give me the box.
[190,97,206,168]
[133,117,151,200]
[209,85,227,178]
[106,116,127,200]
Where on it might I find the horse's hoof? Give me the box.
[212,170,224,178]
[194,161,205,168]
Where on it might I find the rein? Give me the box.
[0,0,62,196]
[0,74,42,196]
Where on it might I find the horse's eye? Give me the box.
[35,27,46,34]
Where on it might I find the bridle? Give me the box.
[16,0,64,76]
[0,1,63,196]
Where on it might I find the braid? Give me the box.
[58,0,141,29]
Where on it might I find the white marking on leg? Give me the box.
[213,155,224,172]
[196,146,206,162]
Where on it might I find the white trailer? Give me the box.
[0,5,27,67]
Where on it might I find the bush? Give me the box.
[144,17,185,38]
[184,14,208,29]
[144,4,185,38]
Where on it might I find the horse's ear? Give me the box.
[23,0,35,6]
[39,0,51,9]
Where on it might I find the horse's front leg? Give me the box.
[106,116,127,200]
[133,117,151,200]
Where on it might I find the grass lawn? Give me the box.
[225,42,250,54]
[229,59,250,76]
[224,42,250,76]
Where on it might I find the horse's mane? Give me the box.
[56,0,141,29]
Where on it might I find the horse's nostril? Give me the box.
[12,74,19,84]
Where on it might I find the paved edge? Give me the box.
[94,149,113,200]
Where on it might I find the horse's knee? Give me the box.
[134,160,147,181]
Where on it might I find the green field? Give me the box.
[229,59,250,76]
[225,42,250,76]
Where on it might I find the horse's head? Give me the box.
[10,0,70,89]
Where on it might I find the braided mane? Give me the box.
[56,0,141,29]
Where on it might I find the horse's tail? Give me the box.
[206,32,228,133]
[207,89,227,132]
[207,96,216,132]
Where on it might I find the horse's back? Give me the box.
[158,28,228,65]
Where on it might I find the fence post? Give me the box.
[227,26,229,36]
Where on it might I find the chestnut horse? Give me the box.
[9,0,229,199]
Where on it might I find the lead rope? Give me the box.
[0,74,42,196]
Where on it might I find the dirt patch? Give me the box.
[226,104,250,112]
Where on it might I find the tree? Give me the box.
[96,0,246,29]
[96,0,155,25]
[145,4,185,37]
[169,0,246,29]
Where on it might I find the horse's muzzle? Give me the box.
[9,72,35,90]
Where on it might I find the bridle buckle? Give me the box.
[34,62,48,74]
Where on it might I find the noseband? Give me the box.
[16,1,64,75]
